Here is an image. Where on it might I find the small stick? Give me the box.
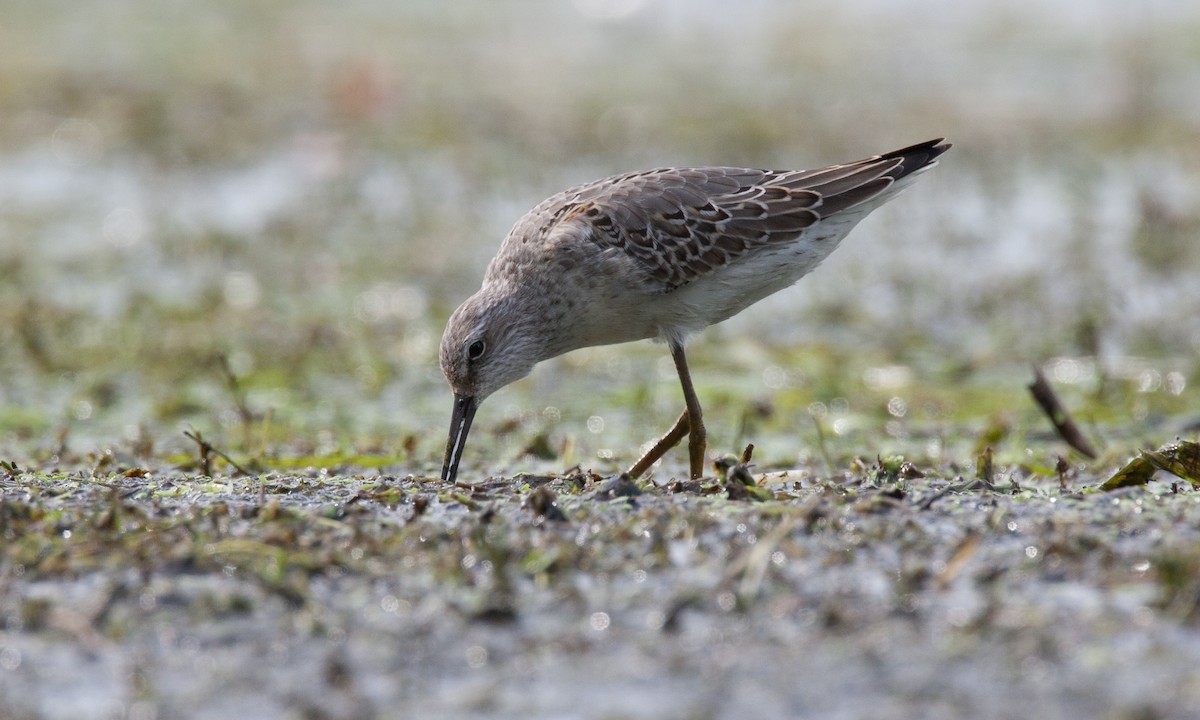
[812,414,834,477]
[1028,364,1098,459]
[215,353,255,427]
[187,429,211,476]
[977,446,996,491]
[184,429,252,477]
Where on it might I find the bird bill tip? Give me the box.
[440,394,478,483]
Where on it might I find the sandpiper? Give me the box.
[440,138,950,483]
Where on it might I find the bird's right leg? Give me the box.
[670,342,707,481]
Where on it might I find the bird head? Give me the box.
[439,290,542,482]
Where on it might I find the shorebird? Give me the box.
[440,138,950,483]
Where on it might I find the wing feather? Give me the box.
[523,139,949,292]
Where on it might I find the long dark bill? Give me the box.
[441,393,477,483]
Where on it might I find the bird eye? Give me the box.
[467,340,486,360]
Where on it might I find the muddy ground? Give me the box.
[3,461,1199,719]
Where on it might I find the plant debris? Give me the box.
[1102,440,1200,490]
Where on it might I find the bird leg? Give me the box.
[626,408,689,479]
[671,342,707,480]
[624,342,708,481]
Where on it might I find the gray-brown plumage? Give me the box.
[441,139,950,483]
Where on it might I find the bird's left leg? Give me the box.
[626,408,689,479]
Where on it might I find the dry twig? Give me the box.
[1028,364,1098,459]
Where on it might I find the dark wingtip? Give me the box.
[878,138,951,180]
[886,137,951,161]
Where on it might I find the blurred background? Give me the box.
[1,0,1198,473]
